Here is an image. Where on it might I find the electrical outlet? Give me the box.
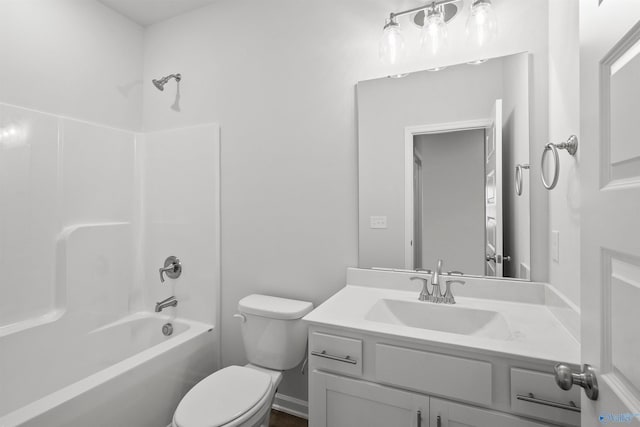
[370,216,388,229]
[551,230,560,262]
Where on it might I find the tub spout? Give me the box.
[155,296,178,312]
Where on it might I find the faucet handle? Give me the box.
[446,270,464,276]
[410,276,431,301]
[443,279,465,304]
[159,256,182,283]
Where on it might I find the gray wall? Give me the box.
[416,129,486,274]
[502,53,532,278]
[142,0,552,404]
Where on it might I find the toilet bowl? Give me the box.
[172,295,313,427]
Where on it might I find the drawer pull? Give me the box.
[516,393,581,413]
[311,350,357,365]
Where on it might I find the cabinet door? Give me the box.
[309,371,428,427]
[430,398,549,427]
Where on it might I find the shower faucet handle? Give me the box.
[159,256,182,283]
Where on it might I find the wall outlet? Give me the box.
[370,216,388,229]
[551,230,560,262]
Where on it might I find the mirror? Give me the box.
[357,52,531,279]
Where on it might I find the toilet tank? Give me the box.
[237,294,314,370]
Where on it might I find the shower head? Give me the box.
[152,73,181,91]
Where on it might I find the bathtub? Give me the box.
[0,312,218,427]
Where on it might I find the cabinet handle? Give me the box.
[436,415,442,427]
[516,393,581,413]
[416,410,421,427]
[310,350,357,365]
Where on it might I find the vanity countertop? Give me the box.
[304,284,580,366]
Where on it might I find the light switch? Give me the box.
[551,230,560,262]
[370,216,388,229]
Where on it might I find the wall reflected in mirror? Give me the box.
[357,52,531,280]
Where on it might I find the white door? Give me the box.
[309,371,428,427]
[430,398,548,427]
[485,99,504,276]
[580,1,640,425]
[413,151,423,269]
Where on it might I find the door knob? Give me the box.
[485,254,511,263]
[554,363,599,400]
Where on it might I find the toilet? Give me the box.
[172,294,313,427]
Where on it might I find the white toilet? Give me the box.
[172,294,313,427]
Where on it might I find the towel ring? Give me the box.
[515,163,530,196]
[541,135,578,190]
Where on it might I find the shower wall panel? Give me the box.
[0,103,136,329]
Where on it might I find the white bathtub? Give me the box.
[0,312,218,427]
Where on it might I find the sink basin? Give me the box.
[364,299,512,340]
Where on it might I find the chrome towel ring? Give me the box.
[515,163,530,196]
[541,135,578,190]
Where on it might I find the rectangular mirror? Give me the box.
[357,52,531,279]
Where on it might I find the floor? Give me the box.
[269,410,308,427]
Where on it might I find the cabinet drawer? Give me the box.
[309,332,362,376]
[510,368,580,426]
[375,344,492,406]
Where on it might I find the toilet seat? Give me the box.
[173,365,273,427]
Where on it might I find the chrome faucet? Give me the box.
[159,256,182,283]
[155,296,178,312]
[412,260,465,304]
[410,276,431,301]
[443,279,465,304]
[430,259,443,303]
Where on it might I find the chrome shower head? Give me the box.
[152,73,181,91]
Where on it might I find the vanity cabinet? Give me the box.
[307,327,580,427]
[310,371,428,427]
[429,398,547,427]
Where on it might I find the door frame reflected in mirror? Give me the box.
[404,118,491,270]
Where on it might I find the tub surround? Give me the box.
[0,102,221,427]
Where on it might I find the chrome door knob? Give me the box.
[554,363,599,401]
[486,254,511,263]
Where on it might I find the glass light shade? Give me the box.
[421,7,448,55]
[379,20,405,65]
[466,0,497,47]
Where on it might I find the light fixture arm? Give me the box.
[389,0,458,20]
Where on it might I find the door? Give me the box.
[309,371,428,427]
[485,99,504,276]
[580,1,640,425]
[413,149,423,269]
[430,398,548,427]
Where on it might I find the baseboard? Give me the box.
[272,393,308,419]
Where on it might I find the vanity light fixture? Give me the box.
[466,0,498,47]
[421,5,448,55]
[379,16,405,65]
[379,0,497,64]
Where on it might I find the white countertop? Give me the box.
[304,284,580,365]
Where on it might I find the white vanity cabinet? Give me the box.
[307,326,580,427]
[429,398,547,427]
[310,371,428,427]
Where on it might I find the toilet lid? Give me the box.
[173,366,272,427]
